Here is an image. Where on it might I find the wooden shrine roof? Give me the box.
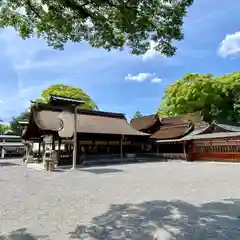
[160,116,185,126]
[156,121,240,143]
[151,124,193,140]
[130,114,159,131]
[22,105,149,140]
[183,131,240,140]
[130,111,204,132]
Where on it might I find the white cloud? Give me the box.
[125,73,163,83]
[0,100,4,104]
[142,40,164,61]
[125,73,152,82]
[218,31,240,58]
[151,77,162,83]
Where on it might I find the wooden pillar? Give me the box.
[72,105,78,169]
[52,135,55,150]
[57,138,61,166]
[42,141,45,153]
[1,140,5,159]
[183,141,187,161]
[38,140,41,156]
[25,144,29,163]
[1,147,5,159]
[120,135,123,164]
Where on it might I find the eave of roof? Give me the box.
[156,128,240,143]
[0,142,24,147]
[0,135,21,139]
[215,123,240,132]
[183,131,240,140]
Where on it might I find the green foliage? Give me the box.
[133,111,143,119]
[0,0,193,56]
[157,97,175,117]
[9,111,29,136]
[0,123,11,135]
[158,72,240,124]
[35,84,98,110]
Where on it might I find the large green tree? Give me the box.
[34,84,98,110]
[0,123,11,135]
[0,0,193,56]
[158,72,240,124]
[132,111,143,119]
[9,111,29,136]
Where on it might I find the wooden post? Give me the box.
[1,140,5,159]
[25,144,29,163]
[57,138,61,166]
[38,139,41,155]
[52,135,55,150]
[183,141,187,161]
[72,105,78,169]
[120,135,123,164]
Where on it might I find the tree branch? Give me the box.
[104,0,136,9]
[26,0,41,18]
[63,0,93,18]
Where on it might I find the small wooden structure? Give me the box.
[0,135,24,158]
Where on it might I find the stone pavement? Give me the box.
[0,158,240,239]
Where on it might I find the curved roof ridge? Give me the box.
[214,122,240,132]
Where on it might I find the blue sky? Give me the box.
[1,0,240,122]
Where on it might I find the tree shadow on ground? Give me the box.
[69,199,240,239]
[0,228,48,240]
[81,168,124,174]
[0,162,19,167]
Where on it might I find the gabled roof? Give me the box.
[156,121,240,143]
[183,131,240,140]
[23,105,149,140]
[215,123,240,132]
[160,116,185,126]
[151,123,193,140]
[130,114,159,131]
[188,121,240,136]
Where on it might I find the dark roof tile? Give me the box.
[160,116,185,126]
[130,114,158,130]
[151,124,192,139]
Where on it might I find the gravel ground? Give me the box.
[0,158,240,240]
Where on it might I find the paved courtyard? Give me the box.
[0,158,240,239]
